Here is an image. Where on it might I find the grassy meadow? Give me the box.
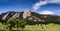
[24,24,60,31]
[0,23,60,31]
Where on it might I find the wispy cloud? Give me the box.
[33,0,48,10]
[48,0,60,3]
[33,0,60,10]
[39,10,55,15]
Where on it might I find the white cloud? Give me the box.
[39,10,54,15]
[33,0,60,10]
[49,0,60,3]
[33,0,48,10]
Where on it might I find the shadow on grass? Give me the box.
[0,29,5,31]
[12,30,42,31]
[0,29,43,31]
[12,30,20,31]
[23,29,43,31]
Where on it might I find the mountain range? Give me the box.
[0,9,60,25]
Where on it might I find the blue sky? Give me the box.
[0,0,60,16]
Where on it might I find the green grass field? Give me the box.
[24,24,60,31]
[0,23,60,31]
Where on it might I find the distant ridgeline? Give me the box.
[0,9,60,25]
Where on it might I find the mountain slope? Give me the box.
[0,9,60,25]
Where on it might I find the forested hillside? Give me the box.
[0,10,60,25]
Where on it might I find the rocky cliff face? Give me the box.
[22,9,31,19]
[0,9,31,20]
[12,13,20,19]
[2,13,9,20]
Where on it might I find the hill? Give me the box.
[0,9,60,25]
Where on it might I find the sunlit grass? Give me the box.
[24,23,60,31]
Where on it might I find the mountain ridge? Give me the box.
[0,9,60,25]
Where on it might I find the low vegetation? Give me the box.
[0,23,60,31]
[24,24,60,31]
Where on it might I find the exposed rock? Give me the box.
[22,9,31,19]
[2,13,9,20]
[12,13,20,19]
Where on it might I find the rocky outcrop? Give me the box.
[22,9,31,19]
[1,9,31,20]
[2,13,9,20]
[12,13,20,19]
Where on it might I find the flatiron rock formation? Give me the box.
[23,9,31,19]
[12,13,20,19]
[2,13,9,20]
